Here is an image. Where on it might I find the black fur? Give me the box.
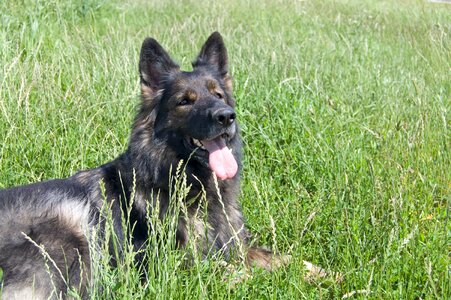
[0,32,277,299]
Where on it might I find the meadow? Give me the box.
[0,0,449,298]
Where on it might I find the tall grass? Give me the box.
[1,0,449,298]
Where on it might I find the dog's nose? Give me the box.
[213,108,236,126]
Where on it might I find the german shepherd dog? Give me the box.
[0,32,284,299]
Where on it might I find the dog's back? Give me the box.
[0,177,99,299]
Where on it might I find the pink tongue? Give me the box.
[201,137,238,180]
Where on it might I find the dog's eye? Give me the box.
[178,98,189,106]
[215,92,223,99]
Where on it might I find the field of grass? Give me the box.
[0,0,450,298]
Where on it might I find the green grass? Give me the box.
[0,0,450,298]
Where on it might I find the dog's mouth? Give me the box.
[185,134,238,180]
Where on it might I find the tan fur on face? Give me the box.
[141,84,154,103]
[223,75,233,93]
[206,79,218,92]
[185,89,198,102]
[206,79,227,102]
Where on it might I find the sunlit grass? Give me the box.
[0,0,449,298]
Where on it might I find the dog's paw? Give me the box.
[303,260,344,284]
[246,247,291,271]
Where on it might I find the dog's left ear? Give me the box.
[193,32,232,92]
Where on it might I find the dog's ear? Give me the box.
[193,32,232,92]
[139,38,179,97]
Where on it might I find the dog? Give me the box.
[0,32,285,299]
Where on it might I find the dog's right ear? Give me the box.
[139,38,179,98]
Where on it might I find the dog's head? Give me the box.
[138,32,239,180]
